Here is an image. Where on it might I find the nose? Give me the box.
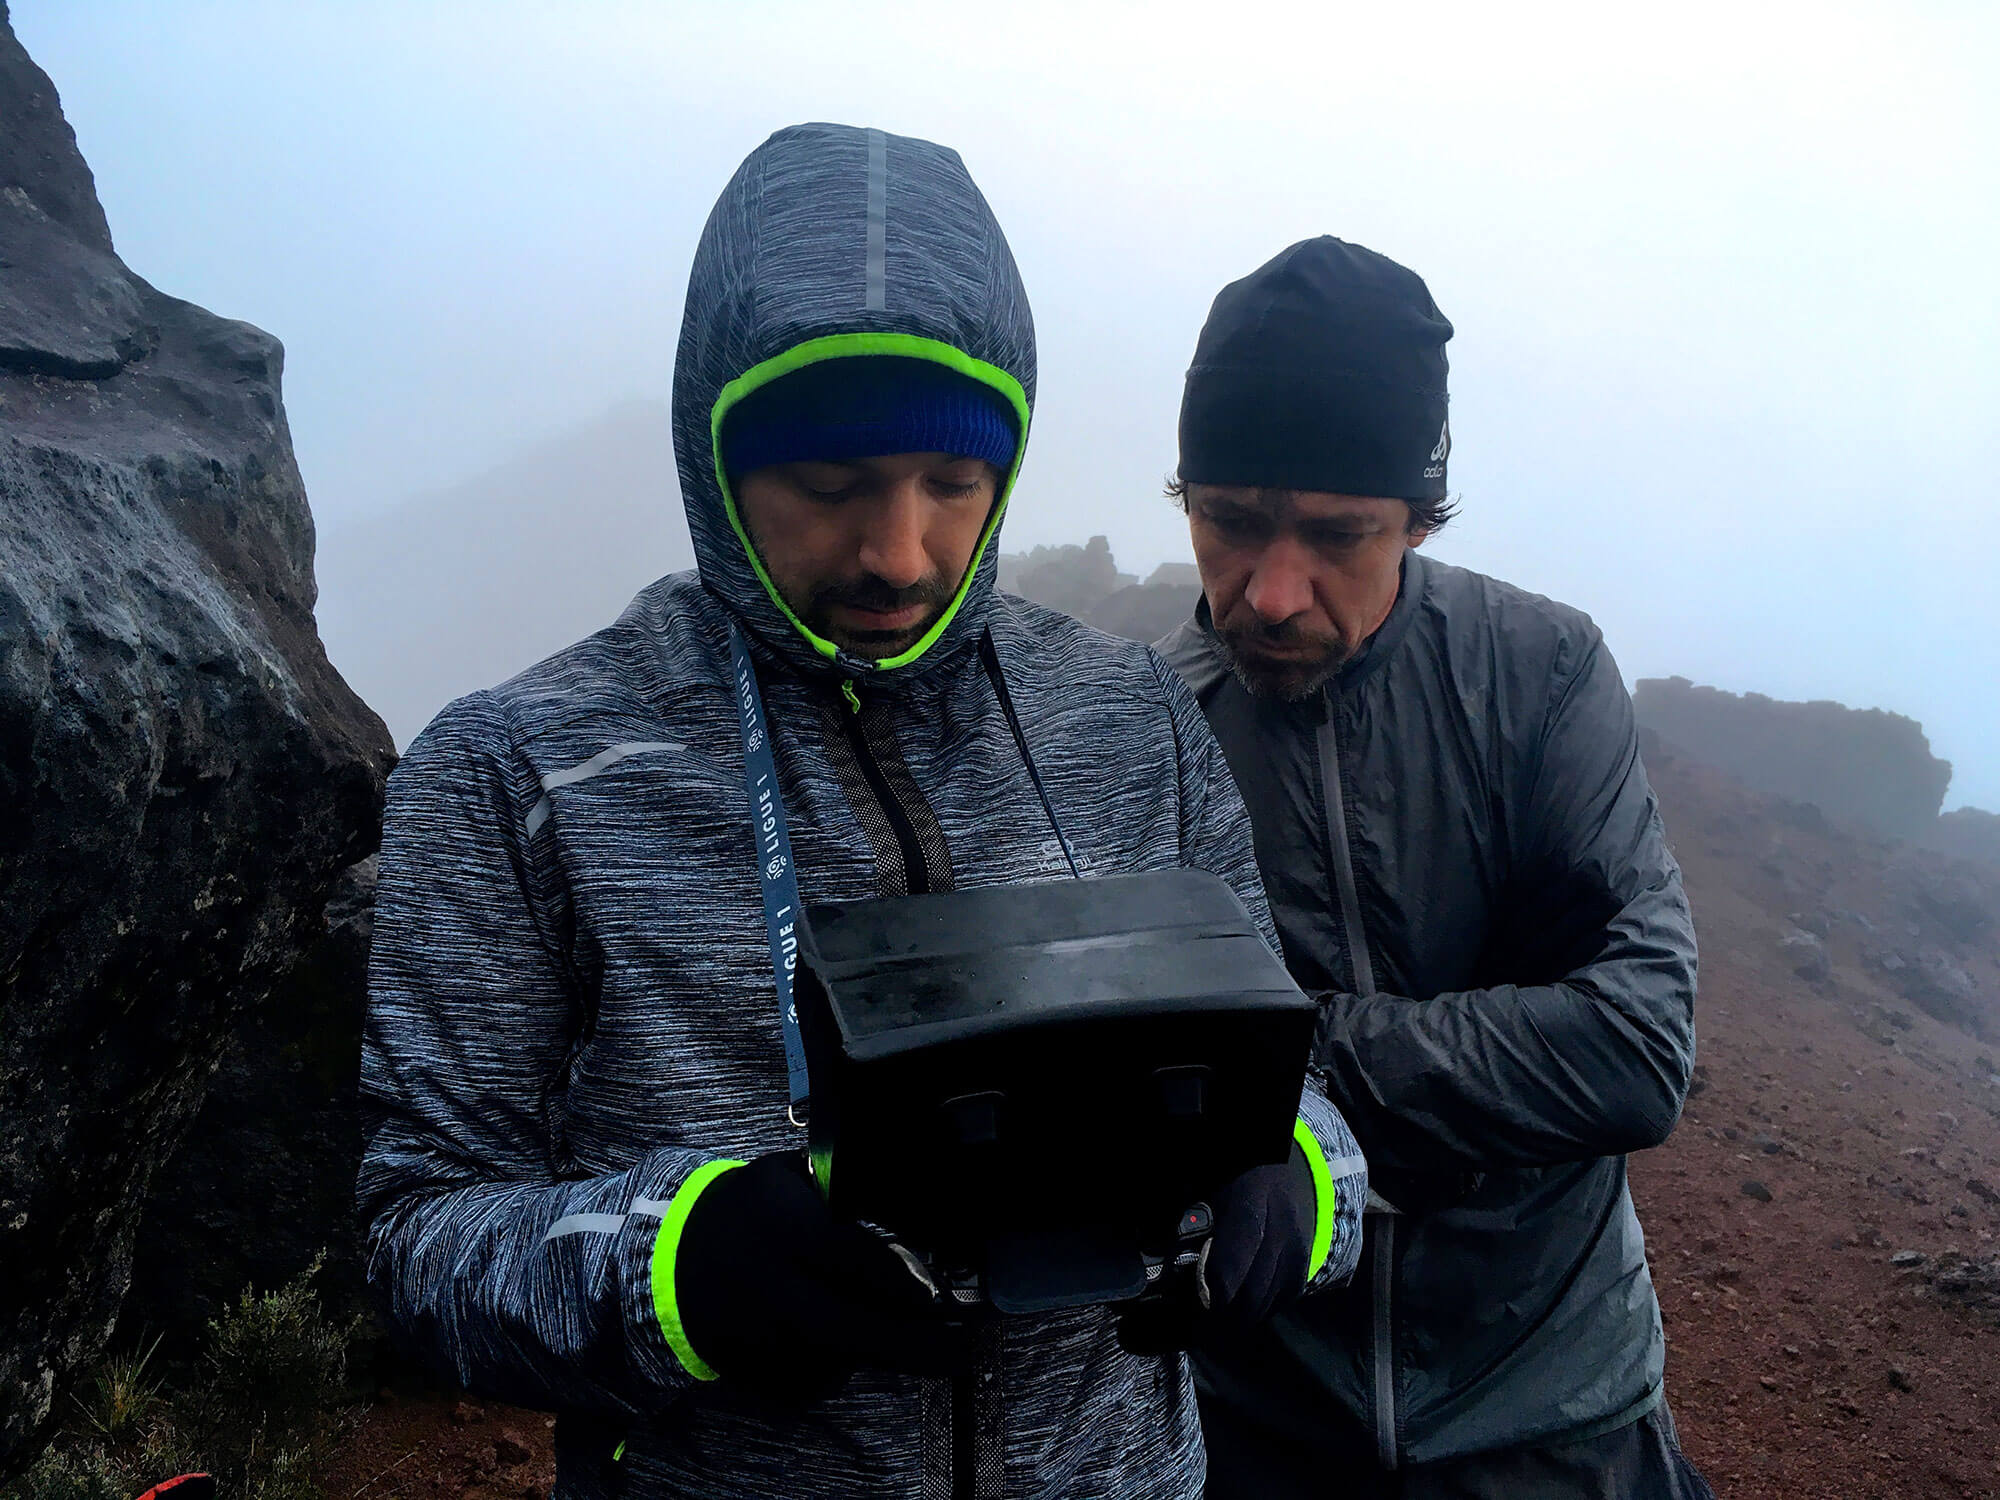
[1242,537,1315,625]
[856,477,932,589]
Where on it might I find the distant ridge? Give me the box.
[315,400,692,747]
[1633,675,1952,844]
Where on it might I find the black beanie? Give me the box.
[1178,237,1453,501]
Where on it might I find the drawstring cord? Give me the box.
[979,629,1081,879]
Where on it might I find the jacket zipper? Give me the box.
[835,678,976,1496]
[1314,697,1395,1471]
[837,682,934,896]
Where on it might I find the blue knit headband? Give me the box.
[720,356,1019,482]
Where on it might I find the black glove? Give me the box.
[1117,1144,1320,1356]
[676,1150,971,1399]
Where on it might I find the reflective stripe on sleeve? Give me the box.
[1293,1115,1337,1283]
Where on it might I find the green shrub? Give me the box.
[15,1253,356,1500]
[0,1446,125,1500]
[198,1251,353,1448]
[238,1443,318,1500]
[128,1417,209,1493]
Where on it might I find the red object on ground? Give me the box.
[132,1476,214,1500]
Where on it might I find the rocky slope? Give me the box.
[0,6,394,1470]
[1631,741,2000,1497]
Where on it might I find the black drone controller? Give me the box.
[794,870,1316,1318]
[886,1200,1217,1317]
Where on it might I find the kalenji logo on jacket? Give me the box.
[1424,420,1450,481]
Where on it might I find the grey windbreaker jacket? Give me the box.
[358,123,1364,1500]
[1161,551,1697,1469]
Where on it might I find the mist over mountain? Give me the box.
[1634,677,1956,845]
[1932,808,2000,870]
[314,400,692,747]
[315,418,1207,747]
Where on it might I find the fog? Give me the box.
[14,1,1998,802]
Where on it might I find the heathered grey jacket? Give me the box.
[1161,553,1698,1471]
[358,123,1364,1500]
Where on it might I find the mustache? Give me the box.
[811,574,954,615]
[1218,614,1336,651]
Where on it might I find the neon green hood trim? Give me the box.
[708,332,1031,674]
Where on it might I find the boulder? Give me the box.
[1778,927,1831,983]
[122,858,382,1356]
[0,8,393,1470]
[1891,951,1986,1037]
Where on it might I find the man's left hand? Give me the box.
[1117,1144,1319,1354]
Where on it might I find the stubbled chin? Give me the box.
[1217,635,1345,701]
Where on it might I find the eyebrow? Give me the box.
[1198,491,1381,529]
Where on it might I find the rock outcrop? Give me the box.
[1633,676,1952,844]
[998,540,1201,645]
[0,7,394,1470]
[122,858,382,1358]
[997,535,1135,619]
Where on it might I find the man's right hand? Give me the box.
[676,1150,971,1400]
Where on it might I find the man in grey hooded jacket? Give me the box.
[358,126,1364,1500]
[1159,238,1711,1497]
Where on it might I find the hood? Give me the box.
[671,122,1037,682]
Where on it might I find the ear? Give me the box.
[1405,528,1432,550]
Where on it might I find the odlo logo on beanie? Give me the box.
[1424,420,1450,481]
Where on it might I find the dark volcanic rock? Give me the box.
[1923,1253,2000,1325]
[0,5,112,255]
[122,858,381,1354]
[1887,950,1986,1038]
[0,11,394,1471]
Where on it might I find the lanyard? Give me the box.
[725,621,1080,1126]
[727,623,811,1122]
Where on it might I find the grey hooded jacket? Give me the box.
[357,123,1364,1500]
[1160,550,1698,1470]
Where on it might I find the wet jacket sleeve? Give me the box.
[1314,632,1698,1176]
[357,691,726,1417]
[1155,655,1367,1290]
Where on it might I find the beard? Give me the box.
[1212,616,1351,701]
[805,572,955,657]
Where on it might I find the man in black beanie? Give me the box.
[1158,238,1714,1498]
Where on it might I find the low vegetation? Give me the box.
[3,1255,357,1500]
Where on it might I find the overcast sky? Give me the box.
[15,1,2000,805]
